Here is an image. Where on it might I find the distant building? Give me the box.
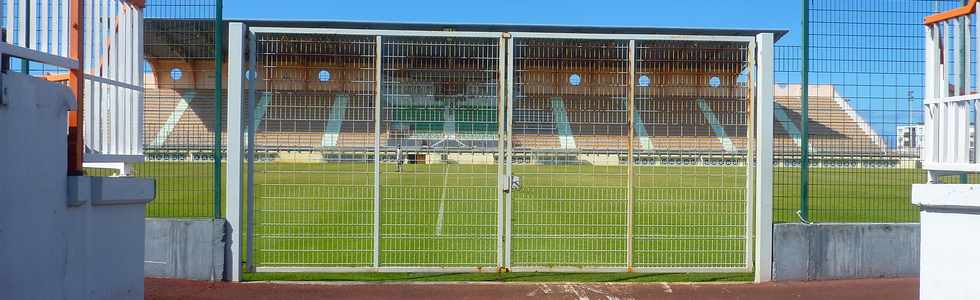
[897,125,924,152]
[900,124,975,155]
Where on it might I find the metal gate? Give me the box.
[508,37,631,270]
[379,35,503,269]
[230,25,773,275]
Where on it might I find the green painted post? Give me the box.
[214,0,224,219]
[800,0,811,223]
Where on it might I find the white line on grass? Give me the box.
[435,163,451,235]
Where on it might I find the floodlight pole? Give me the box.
[799,0,812,223]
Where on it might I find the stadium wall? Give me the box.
[144,219,226,281]
[772,223,919,281]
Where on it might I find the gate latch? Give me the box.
[502,175,522,193]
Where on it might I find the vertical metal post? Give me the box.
[754,33,775,283]
[625,39,636,272]
[224,22,244,282]
[958,12,969,183]
[213,0,224,219]
[925,24,938,183]
[799,0,811,222]
[245,29,257,273]
[922,24,939,183]
[67,0,85,175]
[373,35,382,268]
[976,5,980,165]
[944,23,953,164]
[504,37,515,270]
[496,34,507,271]
[745,40,757,270]
[20,0,30,74]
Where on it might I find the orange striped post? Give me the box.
[67,0,84,175]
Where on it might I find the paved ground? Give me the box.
[145,277,917,300]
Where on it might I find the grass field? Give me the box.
[121,159,932,274]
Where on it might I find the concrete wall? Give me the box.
[0,73,153,299]
[913,184,980,300]
[773,223,919,281]
[145,219,226,280]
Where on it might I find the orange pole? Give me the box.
[67,0,84,175]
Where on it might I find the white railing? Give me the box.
[2,0,79,69]
[2,0,145,166]
[82,0,144,163]
[924,3,980,178]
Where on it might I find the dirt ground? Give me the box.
[145,277,917,300]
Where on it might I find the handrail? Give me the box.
[925,0,978,25]
[124,0,145,8]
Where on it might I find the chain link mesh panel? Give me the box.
[632,40,751,269]
[251,33,377,267]
[783,0,965,223]
[379,36,501,267]
[140,0,219,218]
[510,38,630,268]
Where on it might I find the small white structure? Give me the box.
[897,125,925,153]
[0,0,152,298]
[0,72,154,299]
[917,2,980,299]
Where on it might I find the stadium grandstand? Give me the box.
[143,21,884,167]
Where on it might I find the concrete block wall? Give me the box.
[773,223,919,281]
[145,219,226,280]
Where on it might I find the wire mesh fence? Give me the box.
[775,0,967,223]
[129,0,972,226]
[251,33,378,267]
[139,0,219,218]
[510,38,630,268]
[238,29,761,271]
[632,40,751,268]
[379,36,501,267]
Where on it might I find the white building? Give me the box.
[897,125,925,152]
[898,124,974,156]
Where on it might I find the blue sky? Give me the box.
[227,0,803,44]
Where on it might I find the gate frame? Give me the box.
[224,22,775,282]
[502,31,767,275]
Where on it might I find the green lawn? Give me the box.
[115,160,929,281]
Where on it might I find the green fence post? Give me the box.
[800,0,811,223]
[214,0,224,219]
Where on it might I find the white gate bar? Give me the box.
[246,29,258,272]
[225,22,246,283]
[6,0,13,44]
[249,27,502,38]
[40,0,48,52]
[372,34,382,268]
[754,32,774,283]
[504,37,515,270]
[508,32,756,42]
[745,39,757,270]
[976,4,980,165]
[0,42,78,69]
[496,34,506,270]
[18,0,27,47]
[255,266,752,274]
[625,39,636,271]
